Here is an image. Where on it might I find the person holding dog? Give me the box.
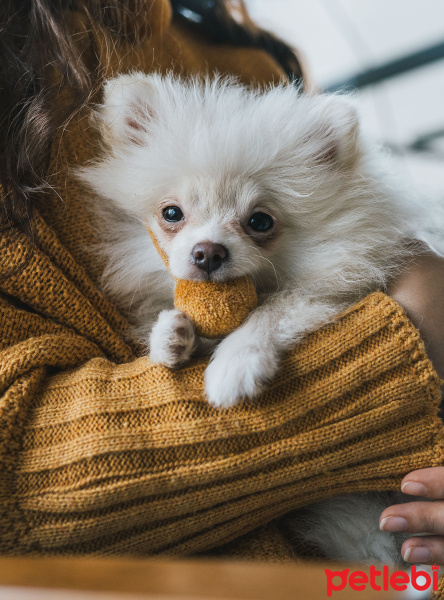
[0,0,443,571]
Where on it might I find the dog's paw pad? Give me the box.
[149,309,196,367]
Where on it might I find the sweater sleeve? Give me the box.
[1,277,442,555]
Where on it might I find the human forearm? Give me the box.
[387,251,444,382]
[4,293,443,556]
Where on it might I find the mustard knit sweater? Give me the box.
[1,0,443,594]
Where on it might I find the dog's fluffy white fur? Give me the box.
[77,72,442,566]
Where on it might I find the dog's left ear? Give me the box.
[309,95,361,168]
[93,72,161,148]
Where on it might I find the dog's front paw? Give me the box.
[204,332,279,409]
[149,309,196,368]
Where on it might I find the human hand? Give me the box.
[379,468,444,564]
[381,252,444,565]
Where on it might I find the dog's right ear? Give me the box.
[306,94,361,169]
[93,73,160,148]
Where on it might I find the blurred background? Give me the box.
[246,0,444,199]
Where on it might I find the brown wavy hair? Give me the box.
[0,0,304,234]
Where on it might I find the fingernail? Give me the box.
[380,516,409,532]
[401,481,428,496]
[404,546,433,564]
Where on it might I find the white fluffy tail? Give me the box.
[286,492,408,566]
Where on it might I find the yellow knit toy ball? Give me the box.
[174,276,258,339]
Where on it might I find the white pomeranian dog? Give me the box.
[78,72,442,566]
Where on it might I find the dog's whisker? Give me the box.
[249,248,280,290]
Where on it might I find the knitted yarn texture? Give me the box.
[0,2,443,597]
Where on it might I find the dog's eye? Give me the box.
[248,212,274,232]
[163,206,184,222]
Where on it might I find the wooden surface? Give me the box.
[0,556,410,599]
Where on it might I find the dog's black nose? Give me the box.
[192,242,228,273]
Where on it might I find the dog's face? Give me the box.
[150,174,284,286]
[81,74,363,291]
